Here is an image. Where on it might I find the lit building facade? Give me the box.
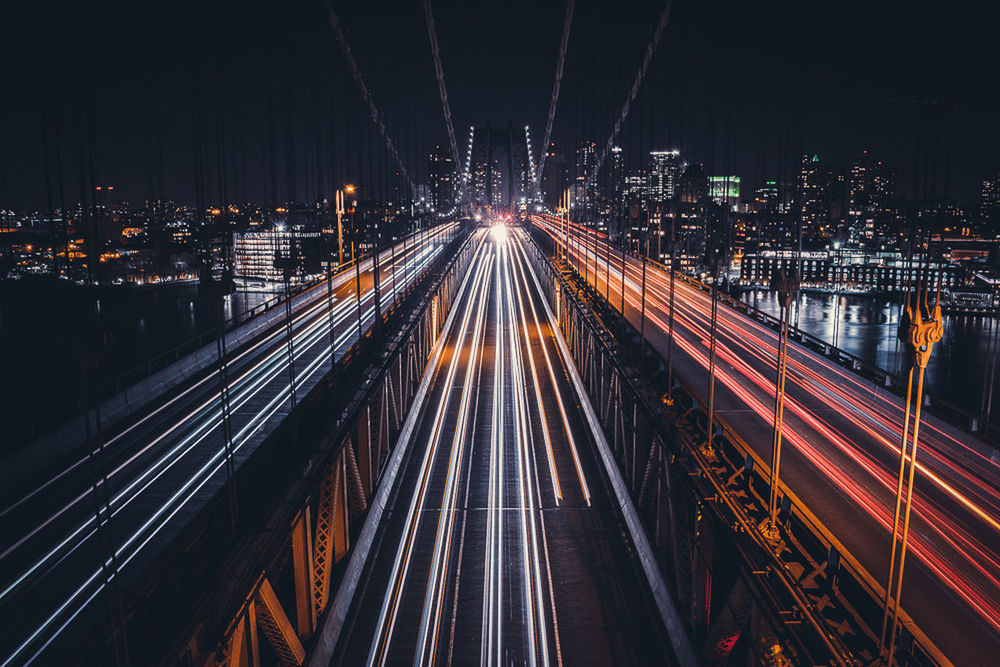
[427,145,455,211]
[648,150,682,203]
[709,175,741,209]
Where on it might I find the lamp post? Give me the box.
[335,188,346,265]
[666,214,677,398]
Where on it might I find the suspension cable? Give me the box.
[537,0,575,188]
[584,0,673,193]
[422,0,462,176]
[325,2,419,200]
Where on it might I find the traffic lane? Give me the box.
[334,241,493,665]
[0,235,430,543]
[640,263,1000,609]
[509,236,673,663]
[0,238,450,665]
[0,242,417,578]
[573,236,1000,664]
[335,233,671,665]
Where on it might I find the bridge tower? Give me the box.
[467,123,532,211]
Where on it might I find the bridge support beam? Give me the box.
[255,579,305,666]
[291,510,316,637]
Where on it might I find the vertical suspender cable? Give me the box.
[325,1,419,201]
[584,0,673,195]
[537,0,575,192]
[422,0,462,177]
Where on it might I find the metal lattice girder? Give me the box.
[291,511,315,637]
[227,614,246,667]
[312,460,343,616]
[638,437,660,509]
[344,439,367,516]
[332,455,349,563]
[254,579,305,667]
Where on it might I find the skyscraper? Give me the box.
[648,150,682,203]
[427,145,454,211]
[575,140,597,210]
[846,151,895,244]
[609,146,624,209]
[623,170,648,205]
[541,142,568,211]
[708,176,740,209]
[981,171,1000,235]
[798,154,829,243]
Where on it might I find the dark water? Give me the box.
[739,289,999,419]
[0,281,272,450]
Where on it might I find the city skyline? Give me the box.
[3,0,1000,211]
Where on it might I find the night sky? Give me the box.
[1,0,998,210]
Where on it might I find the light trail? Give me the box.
[366,239,494,666]
[1,243,438,596]
[0,226,456,666]
[359,224,603,664]
[531,213,1000,652]
[501,234,547,666]
[510,237,591,505]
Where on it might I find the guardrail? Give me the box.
[522,227,946,666]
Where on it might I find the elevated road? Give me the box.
[533,213,1000,665]
[0,223,458,665]
[321,226,678,665]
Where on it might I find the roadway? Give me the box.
[532,213,1000,665]
[0,223,457,665]
[327,226,672,665]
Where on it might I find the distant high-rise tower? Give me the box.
[575,140,597,210]
[609,146,624,209]
[708,176,740,209]
[798,154,829,242]
[427,145,455,211]
[624,170,648,204]
[648,150,682,203]
[541,142,568,211]
[847,150,894,243]
[679,162,708,205]
[981,171,1000,234]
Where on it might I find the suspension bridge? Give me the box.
[0,1,997,666]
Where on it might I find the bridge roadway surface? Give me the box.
[533,213,1000,665]
[327,228,672,665]
[0,223,457,665]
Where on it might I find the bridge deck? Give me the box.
[327,229,673,665]
[533,214,1000,665]
[0,226,455,665]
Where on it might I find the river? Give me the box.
[0,281,275,453]
[739,289,999,423]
